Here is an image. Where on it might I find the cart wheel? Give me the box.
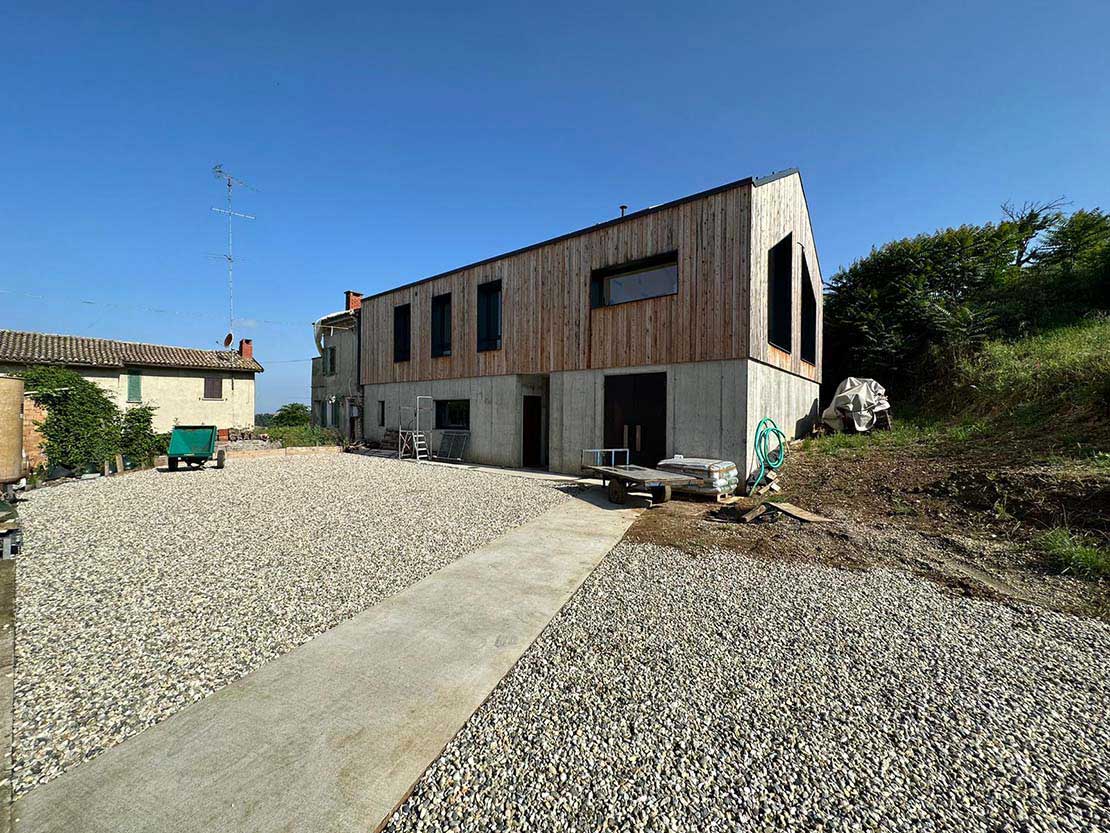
[607,478,627,505]
[168,457,178,471]
[216,449,226,469]
[650,485,672,504]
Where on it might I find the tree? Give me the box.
[20,366,121,472]
[270,403,311,426]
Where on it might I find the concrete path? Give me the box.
[13,490,639,833]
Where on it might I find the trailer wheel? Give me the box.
[650,484,672,504]
[607,478,627,505]
[168,457,178,471]
[216,449,226,469]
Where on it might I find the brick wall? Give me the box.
[22,397,48,472]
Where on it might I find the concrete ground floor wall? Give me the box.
[363,360,818,477]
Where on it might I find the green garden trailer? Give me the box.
[167,425,225,471]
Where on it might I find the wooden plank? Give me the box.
[770,501,832,523]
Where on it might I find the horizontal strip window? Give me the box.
[590,252,678,309]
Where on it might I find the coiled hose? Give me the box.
[752,417,787,492]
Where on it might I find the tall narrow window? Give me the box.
[431,292,452,358]
[203,376,223,399]
[476,279,502,352]
[590,252,678,308]
[801,254,817,365]
[127,370,142,402]
[378,400,386,427]
[393,304,411,362]
[768,234,793,352]
[324,346,337,376]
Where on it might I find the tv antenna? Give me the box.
[211,164,256,346]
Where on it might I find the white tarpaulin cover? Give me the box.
[821,377,890,432]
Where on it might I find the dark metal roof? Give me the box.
[361,168,801,301]
[0,330,264,373]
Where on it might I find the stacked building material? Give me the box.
[656,457,739,497]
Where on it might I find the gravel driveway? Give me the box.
[384,541,1110,833]
[14,453,567,796]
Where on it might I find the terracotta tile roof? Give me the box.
[0,330,263,373]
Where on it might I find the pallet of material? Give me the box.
[656,457,740,498]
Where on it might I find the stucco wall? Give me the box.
[310,325,360,437]
[0,363,256,434]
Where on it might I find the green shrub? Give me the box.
[21,366,121,472]
[1038,528,1110,579]
[265,425,339,447]
[119,405,163,466]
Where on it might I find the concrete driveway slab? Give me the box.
[13,488,638,833]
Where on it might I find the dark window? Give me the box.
[476,280,502,352]
[435,399,469,430]
[393,304,411,362]
[314,400,325,425]
[127,370,142,403]
[590,252,678,308]
[330,400,340,427]
[768,234,793,352]
[431,293,452,357]
[203,376,223,399]
[323,346,337,376]
[801,254,817,365]
[378,400,385,427]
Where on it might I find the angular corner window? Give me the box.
[590,252,679,308]
[768,234,793,352]
[127,370,142,403]
[393,303,411,363]
[203,376,223,400]
[431,292,452,358]
[476,279,502,352]
[801,254,817,365]
[434,399,469,430]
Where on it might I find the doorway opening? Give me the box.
[604,372,667,467]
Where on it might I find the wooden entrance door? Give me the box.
[522,395,543,468]
[604,372,667,467]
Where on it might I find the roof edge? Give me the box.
[360,169,801,302]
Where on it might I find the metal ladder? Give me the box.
[398,395,434,463]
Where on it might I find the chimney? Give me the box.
[238,338,253,360]
[345,290,363,311]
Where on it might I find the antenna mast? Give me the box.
[211,164,255,344]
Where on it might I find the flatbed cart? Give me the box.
[167,425,225,471]
[581,448,697,505]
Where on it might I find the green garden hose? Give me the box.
[752,417,787,491]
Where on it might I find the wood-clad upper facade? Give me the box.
[360,169,821,386]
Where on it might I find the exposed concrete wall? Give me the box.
[364,359,818,478]
[743,360,820,476]
[310,325,360,439]
[0,363,255,434]
[362,375,526,468]
[549,361,748,475]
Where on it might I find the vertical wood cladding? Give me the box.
[748,173,823,382]
[361,171,820,385]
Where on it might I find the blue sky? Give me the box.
[2,1,1107,411]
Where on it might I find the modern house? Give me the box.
[311,291,363,442]
[354,168,822,475]
[0,330,262,433]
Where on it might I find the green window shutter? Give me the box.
[127,371,142,402]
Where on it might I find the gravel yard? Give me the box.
[14,453,567,796]
[384,540,1110,833]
